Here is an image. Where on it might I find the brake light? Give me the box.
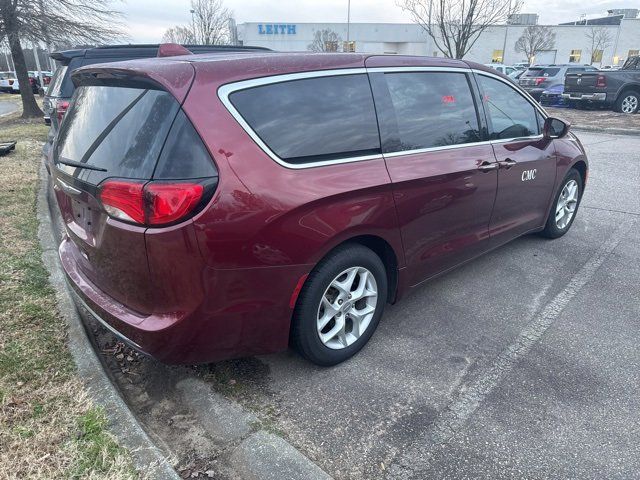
[596,75,607,88]
[535,77,545,86]
[146,183,203,225]
[99,181,145,224]
[56,100,69,122]
[44,76,51,85]
[99,180,204,226]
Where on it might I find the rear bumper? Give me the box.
[562,92,608,102]
[59,236,310,364]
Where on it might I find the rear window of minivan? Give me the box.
[229,74,381,164]
[55,85,179,184]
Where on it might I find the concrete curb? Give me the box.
[572,125,640,137]
[37,164,181,480]
[176,377,334,480]
[229,431,333,480]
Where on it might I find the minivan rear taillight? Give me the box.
[99,180,207,226]
[56,100,69,122]
[596,75,607,88]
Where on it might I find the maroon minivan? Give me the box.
[52,49,588,366]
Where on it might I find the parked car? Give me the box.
[51,51,588,366]
[508,69,525,81]
[513,62,530,70]
[540,84,568,107]
[10,71,42,94]
[485,64,518,76]
[563,55,640,113]
[0,71,16,93]
[519,64,598,100]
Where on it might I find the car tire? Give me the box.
[540,168,583,239]
[614,90,640,114]
[291,244,388,366]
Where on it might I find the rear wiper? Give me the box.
[55,157,107,172]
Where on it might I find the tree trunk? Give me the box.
[1,0,44,120]
[7,33,43,118]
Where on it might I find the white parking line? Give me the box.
[388,219,636,479]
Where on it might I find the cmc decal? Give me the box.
[521,169,537,181]
[258,24,297,35]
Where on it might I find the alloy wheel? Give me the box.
[555,179,579,230]
[316,266,378,350]
[621,95,638,114]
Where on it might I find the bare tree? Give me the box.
[399,0,522,59]
[0,0,125,118]
[162,26,196,44]
[586,26,613,64]
[307,29,342,52]
[163,0,232,46]
[514,25,556,63]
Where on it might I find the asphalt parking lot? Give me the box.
[76,130,639,479]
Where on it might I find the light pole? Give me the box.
[501,0,512,64]
[346,0,351,49]
[190,9,196,43]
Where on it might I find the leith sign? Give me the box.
[258,24,297,35]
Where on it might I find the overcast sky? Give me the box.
[121,0,638,43]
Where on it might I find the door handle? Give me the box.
[477,161,499,172]
[500,158,517,169]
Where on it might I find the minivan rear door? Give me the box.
[369,68,498,286]
[52,83,181,313]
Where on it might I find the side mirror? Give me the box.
[543,117,570,139]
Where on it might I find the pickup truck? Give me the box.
[563,56,640,114]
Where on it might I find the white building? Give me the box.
[235,14,640,67]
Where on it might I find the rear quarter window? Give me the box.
[228,74,381,164]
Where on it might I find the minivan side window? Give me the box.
[380,72,481,152]
[477,75,539,140]
[229,74,380,164]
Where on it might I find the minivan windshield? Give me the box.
[523,67,560,77]
[55,85,179,185]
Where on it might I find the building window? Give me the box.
[343,41,356,53]
[492,50,504,63]
[569,50,581,63]
[629,49,639,58]
[591,50,604,63]
[324,41,339,52]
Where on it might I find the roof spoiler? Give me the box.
[157,43,193,58]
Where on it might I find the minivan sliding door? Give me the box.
[369,70,498,287]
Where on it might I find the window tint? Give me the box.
[382,72,480,151]
[154,110,217,179]
[56,86,179,185]
[229,74,380,164]
[478,75,539,139]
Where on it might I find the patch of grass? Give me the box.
[0,114,138,479]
